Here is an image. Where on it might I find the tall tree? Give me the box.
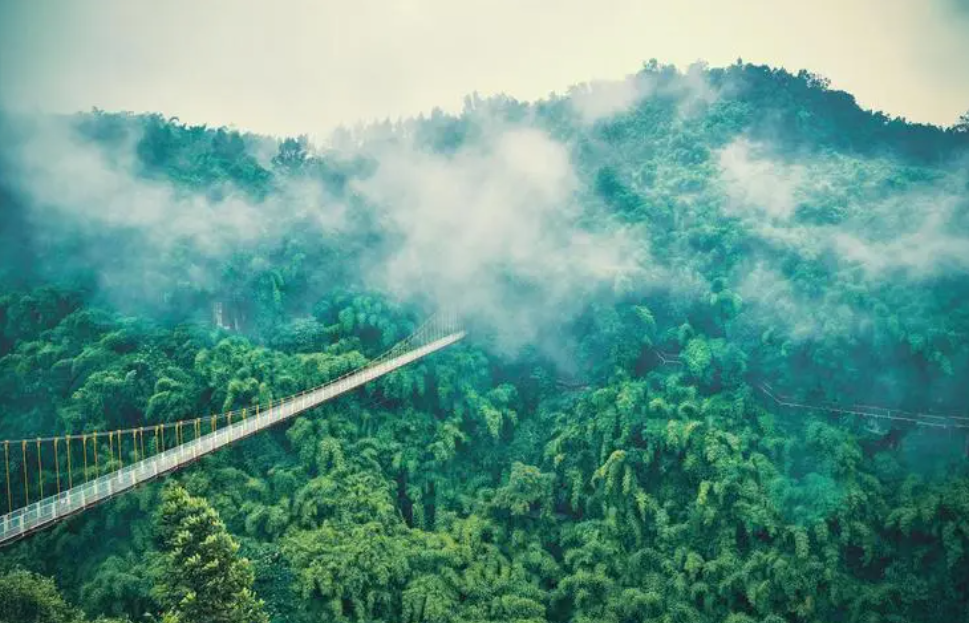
[155,485,268,623]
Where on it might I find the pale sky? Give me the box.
[1,0,967,138]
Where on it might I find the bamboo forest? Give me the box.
[1,59,968,623]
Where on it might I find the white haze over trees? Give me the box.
[1,110,647,353]
[1,62,967,370]
[352,126,647,350]
[715,134,969,347]
[718,137,969,279]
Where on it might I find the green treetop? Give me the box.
[154,484,268,623]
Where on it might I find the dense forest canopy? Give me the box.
[0,60,967,623]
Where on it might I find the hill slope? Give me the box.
[0,61,967,623]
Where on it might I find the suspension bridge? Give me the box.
[0,313,465,547]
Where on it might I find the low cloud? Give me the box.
[1,115,348,307]
[352,126,648,351]
[1,114,650,354]
[569,79,647,124]
[568,63,718,125]
[736,262,874,346]
[714,135,969,355]
[716,136,969,282]
[833,210,969,278]
[718,138,805,220]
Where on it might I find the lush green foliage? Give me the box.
[0,569,124,623]
[155,485,267,623]
[1,61,967,623]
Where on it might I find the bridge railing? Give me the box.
[0,329,465,545]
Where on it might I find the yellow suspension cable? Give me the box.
[66,437,73,489]
[0,324,441,514]
[82,435,89,483]
[54,438,61,495]
[4,441,11,513]
[36,439,43,499]
[22,441,30,506]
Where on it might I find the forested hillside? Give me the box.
[0,60,968,623]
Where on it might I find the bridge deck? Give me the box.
[0,332,465,546]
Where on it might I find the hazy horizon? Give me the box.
[1,0,968,139]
